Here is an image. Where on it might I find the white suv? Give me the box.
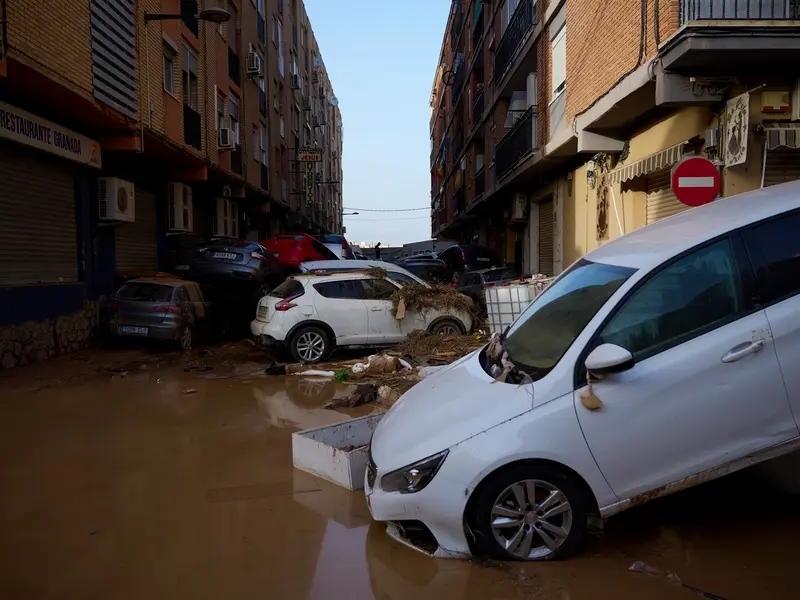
[251,272,473,362]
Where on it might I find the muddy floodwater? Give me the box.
[0,345,796,599]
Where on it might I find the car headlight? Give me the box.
[380,450,449,494]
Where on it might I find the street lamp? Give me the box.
[145,0,230,23]
[343,212,359,216]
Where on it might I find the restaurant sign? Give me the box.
[0,100,102,168]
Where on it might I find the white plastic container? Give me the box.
[292,413,384,490]
[485,277,553,335]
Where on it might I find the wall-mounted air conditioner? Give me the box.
[219,128,235,150]
[98,177,136,223]
[291,74,301,90]
[246,52,262,76]
[167,182,194,233]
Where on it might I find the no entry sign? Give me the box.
[671,157,721,207]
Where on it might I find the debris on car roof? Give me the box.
[390,284,474,318]
[363,266,389,279]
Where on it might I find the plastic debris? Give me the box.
[418,365,445,379]
[377,385,401,407]
[294,370,335,378]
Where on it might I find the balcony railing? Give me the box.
[495,0,537,81]
[453,62,466,96]
[231,146,243,175]
[183,105,202,149]
[450,3,463,51]
[228,48,240,86]
[473,88,484,122]
[474,167,485,200]
[680,0,800,21]
[495,105,536,178]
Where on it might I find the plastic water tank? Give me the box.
[485,284,534,336]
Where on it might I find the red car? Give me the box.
[263,233,339,268]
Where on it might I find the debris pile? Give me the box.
[390,284,474,318]
[396,330,486,358]
[363,266,389,279]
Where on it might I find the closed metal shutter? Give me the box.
[537,198,554,276]
[115,188,158,272]
[764,148,800,187]
[0,140,77,285]
[646,169,687,224]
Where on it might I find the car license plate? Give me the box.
[477,257,491,262]
[119,325,148,336]
[212,252,237,260]
[175,264,189,271]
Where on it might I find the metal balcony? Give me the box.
[680,0,799,21]
[495,106,536,178]
[494,0,537,81]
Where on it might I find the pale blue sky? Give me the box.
[304,0,450,246]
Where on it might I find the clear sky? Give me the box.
[304,0,451,247]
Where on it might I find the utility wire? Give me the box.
[343,206,429,212]
[344,216,430,221]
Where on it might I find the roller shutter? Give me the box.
[763,148,800,188]
[115,188,158,272]
[646,169,688,224]
[0,140,78,286]
[537,198,554,276]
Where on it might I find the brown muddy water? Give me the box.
[0,345,796,599]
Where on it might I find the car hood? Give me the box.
[371,349,535,472]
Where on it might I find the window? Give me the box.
[361,279,397,301]
[163,44,176,94]
[277,19,285,77]
[503,260,635,377]
[388,272,422,287]
[744,210,800,305]
[551,25,566,98]
[229,94,240,145]
[501,0,520,34]
[182,44,199,110]
[314,280,363,299]
[228,5,238,50]
[217,90,226,131]
[269,278,304,299]
[260,124,268,165]
[293,106,300,132]
[273,79,279,111]
[599,240,743,360]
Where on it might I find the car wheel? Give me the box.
[468,464,588,561]
[289,326,330,363]
[178,325,193,351]
[430,318,463,336]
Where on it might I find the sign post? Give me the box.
[671,157,721,207]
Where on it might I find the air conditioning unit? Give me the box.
[218,127,235,150]
[167,182,194,233]
[212,198,239,238]
[246,52,262,75]
[302,96,312,111]
[222,185,232,197]
[510,193,528,222]
[98,177,135,223]
[291,74,301,90]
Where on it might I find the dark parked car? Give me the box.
[401,259,452,285]
[437,244,502,282]
[102,278,210,350]
[174,238,290,297]
[457,267,521,310]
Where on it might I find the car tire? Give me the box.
[429,318,464,336]
[468,463,588,562]
[289,326,331,363]
[178,325,193,352]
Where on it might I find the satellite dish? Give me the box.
[329,95,339,107]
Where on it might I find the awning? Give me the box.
[607,140,688,185]
[764,123,800,151]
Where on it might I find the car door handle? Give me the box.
[721,339,765,363]
[370,306,383,312]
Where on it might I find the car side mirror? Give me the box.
[585,344,634,375]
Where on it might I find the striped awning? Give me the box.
[607,141,688,185]
[765,123,800,151]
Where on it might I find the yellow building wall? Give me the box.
[563,106,712,266]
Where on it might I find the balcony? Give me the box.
[472,1,484,43]
[495,105,536,179]
[452,58,466,96]
[474,167,485,200]
[453,186,466,217]
[494,0,537,82]
[450,3,463,51]
[183,105,202,150]
[228,48,240,86]
[451,128,464,161]
[231,146,243,175]
[661,0,800,74]
[473,88,484,123]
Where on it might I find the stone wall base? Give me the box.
[0,301,97,370]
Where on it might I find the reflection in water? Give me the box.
[253,377,352,431]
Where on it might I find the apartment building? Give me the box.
[431,0,800,276]
[0,0,342,368]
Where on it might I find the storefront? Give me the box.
[0,100,101,368]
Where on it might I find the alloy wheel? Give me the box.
[435,322,459,336]
[490,479,573,560]
[296,331,326,362]
[180,326,193,351]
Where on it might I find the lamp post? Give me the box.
[342,212,359,216]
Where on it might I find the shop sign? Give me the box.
[298,148,322,162]
[0,100,102,168]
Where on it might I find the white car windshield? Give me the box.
[503,260,636,378]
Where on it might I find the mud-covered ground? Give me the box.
[0,341,796,599]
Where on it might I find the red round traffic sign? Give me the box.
[670,157,720,207]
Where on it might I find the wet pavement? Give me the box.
[0,343,796,599]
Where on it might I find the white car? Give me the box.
[366,180,800,562]
[251,271,472,362]
[299,260,430,288]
